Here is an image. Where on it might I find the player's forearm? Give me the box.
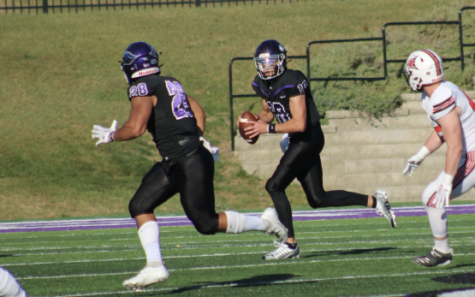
[424,130,444,153]
[112,122,146,141]
[443,132,463,176]
[257,111,274,124]
[444,146,462,177]
[272,118,306,133]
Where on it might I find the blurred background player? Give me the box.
[0,267,27,297]
[238,39,397,260]
[403,49,475,267]
[92,41,288,291]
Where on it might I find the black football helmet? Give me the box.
[254,39,287,80]
[121,41,160,84]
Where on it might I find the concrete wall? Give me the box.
[234,90,475,202]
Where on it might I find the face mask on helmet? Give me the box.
[120,42,161,84]
[404,49,444,91]
[254,39,287,80]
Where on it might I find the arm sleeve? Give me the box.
[286,71,309,97]
[431,88,456,121]
[128,77,158,101]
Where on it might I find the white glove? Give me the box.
[427,173,453,208]
[280,133,290,153]
[403,146,430,176]
[92,120,118,147]
[200,136,219,162]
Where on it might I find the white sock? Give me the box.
[0,267,27,297]
[424,206,450,253]
[434,237,450,254]
[243,215,265,231]
[138,220,163,265]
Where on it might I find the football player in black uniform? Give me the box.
[239,39,397,260]
[92,41,288,291]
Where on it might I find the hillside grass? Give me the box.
[1,0,475,220]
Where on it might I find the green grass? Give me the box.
[1,0,475,220]
[3,213,475,296]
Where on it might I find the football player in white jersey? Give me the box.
[403,49,475,267]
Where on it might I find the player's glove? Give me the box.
[200,136,219,162]
[92,120,118,147]
[427,173,453,208]
[280,133,290,153]
[403,146,430,176]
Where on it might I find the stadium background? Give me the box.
[0,0,474,220]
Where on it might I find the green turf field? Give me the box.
[3,214,475,296]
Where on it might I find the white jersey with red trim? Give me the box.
[421,81,475,153]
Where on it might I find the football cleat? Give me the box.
[263,240,300,260]
[413,248,453,267]
[261,207,288,243]
[123,263,169,291]
[373,190,397,228]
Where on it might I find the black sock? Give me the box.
[286,243,298,249]
[370,196,377,208]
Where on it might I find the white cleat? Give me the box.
[123,263,170,291]
[263,240,300,260]
[261,207,288,243]
[373,190,397,228]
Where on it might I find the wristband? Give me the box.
[268,124,276,134]
[442,172,454,186]
[416,146,430,159]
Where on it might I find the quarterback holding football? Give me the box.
[238,39,397,260]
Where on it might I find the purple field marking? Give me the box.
[0,205,474,234]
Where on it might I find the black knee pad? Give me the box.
[193,217,218,235]
[266,177,286,193]
[128,198,154,218]
[308,199,322,209]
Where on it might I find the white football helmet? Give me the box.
[404,49,444,91]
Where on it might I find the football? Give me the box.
[238,111,259,145]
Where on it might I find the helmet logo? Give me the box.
[406,56,419,70]
[131,67,159,79]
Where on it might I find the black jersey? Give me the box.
[128,75,201,160]
[252,69,320,133]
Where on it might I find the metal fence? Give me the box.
[0,0,300,13]
[228,6,475,151]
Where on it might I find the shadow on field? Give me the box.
[407,287,475,297]
[0,254,14,258]
[447,263,475,270]
[164,273,296,294]
[302,247,397,258]
[433,272,475,284]
[407,273,475,297]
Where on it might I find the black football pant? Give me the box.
[266,124,368,238]
[128,144,219,235]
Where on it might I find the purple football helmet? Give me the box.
[121,41,160,83]
[254,39,287,80]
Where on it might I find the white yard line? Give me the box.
[32,268,475,297]
[11,250,475,271]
